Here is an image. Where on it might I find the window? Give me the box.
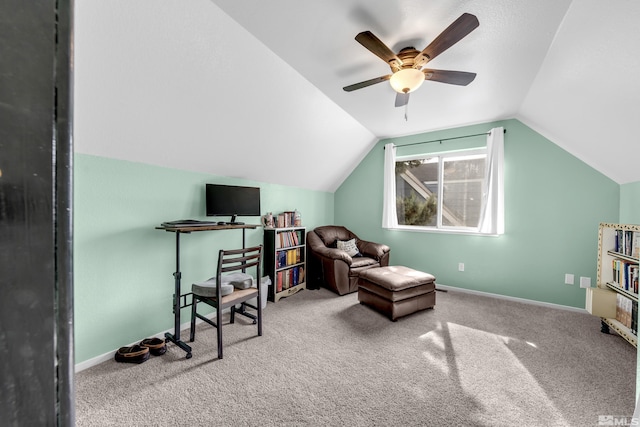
[383,127,504,235]
[395,150,486,230]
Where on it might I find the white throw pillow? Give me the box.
[337,238,360,257]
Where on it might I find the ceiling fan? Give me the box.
[343,13,479,109]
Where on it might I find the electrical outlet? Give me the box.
[580,277,591,288]
[564,274,574,285]
[458,263,465,272]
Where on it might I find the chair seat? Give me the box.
[351,256,379,269]
[219,287,259,308]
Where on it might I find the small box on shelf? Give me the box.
[586,287,617,318]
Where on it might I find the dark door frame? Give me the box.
[0,1,74,425]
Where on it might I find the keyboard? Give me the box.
[161,219,219,227]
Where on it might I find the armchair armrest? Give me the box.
[357,240,390,261]
[310,246,353,265]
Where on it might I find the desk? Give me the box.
[156,223,259,358]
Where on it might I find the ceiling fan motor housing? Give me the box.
[390,47,422,73]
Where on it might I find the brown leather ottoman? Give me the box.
[357,266,436,321]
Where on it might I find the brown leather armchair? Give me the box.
[306,225,390,295]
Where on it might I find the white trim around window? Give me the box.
[383,127,505,236]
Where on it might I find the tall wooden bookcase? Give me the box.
[263,227,306,302]
[586,222,640,347]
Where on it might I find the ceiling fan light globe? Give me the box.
[389,68,425,94]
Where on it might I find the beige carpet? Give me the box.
[75,287,636,426]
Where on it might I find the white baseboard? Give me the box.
[435,283,588,314]
[74,312,216,373]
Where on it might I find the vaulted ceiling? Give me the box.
[74,1,640,192]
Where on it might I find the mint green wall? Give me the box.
[74,154,334,364]
[335,119,619,308]
[620,182,640,224]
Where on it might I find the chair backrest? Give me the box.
[217,245,262,282]
[313,225,357,248]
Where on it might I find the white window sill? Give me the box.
[387,225,501,237]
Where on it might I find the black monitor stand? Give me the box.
[228,214,244,225]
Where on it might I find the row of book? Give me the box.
[276,211,302,228]
[275,266,305,292]
[275,230,303,249]
[616,293,638,335]
[276,248,303,268]
[611,259,639,294]
[614,229,639,258]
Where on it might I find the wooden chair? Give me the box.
[189,245,263,359]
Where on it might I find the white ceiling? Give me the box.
[211,0,572,138]
[74,0,640,192]
[210,0,640,184]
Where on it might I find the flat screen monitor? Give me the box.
[205,184,261,224]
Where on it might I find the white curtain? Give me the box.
[382,143,398,228]
[478,127,505,235]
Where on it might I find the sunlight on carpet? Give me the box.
[419,322,569,426]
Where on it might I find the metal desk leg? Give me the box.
[164,231,192,359]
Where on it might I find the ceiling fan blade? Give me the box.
[355,31,403,70]
[414,13,479,67]
[343,75,391,92]
[395,92,409,108]
[423,69,476,86]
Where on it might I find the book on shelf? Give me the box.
[634,301,638,335]
[276,248,304,268]
[276,268,288,291]
[275,230,303,249]
[611,259,639,293]
[274,265,305,294]
[276,271,283,292]
[614,229,639,258]
[615,293,638,335]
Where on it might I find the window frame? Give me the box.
[393,147,489,235]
